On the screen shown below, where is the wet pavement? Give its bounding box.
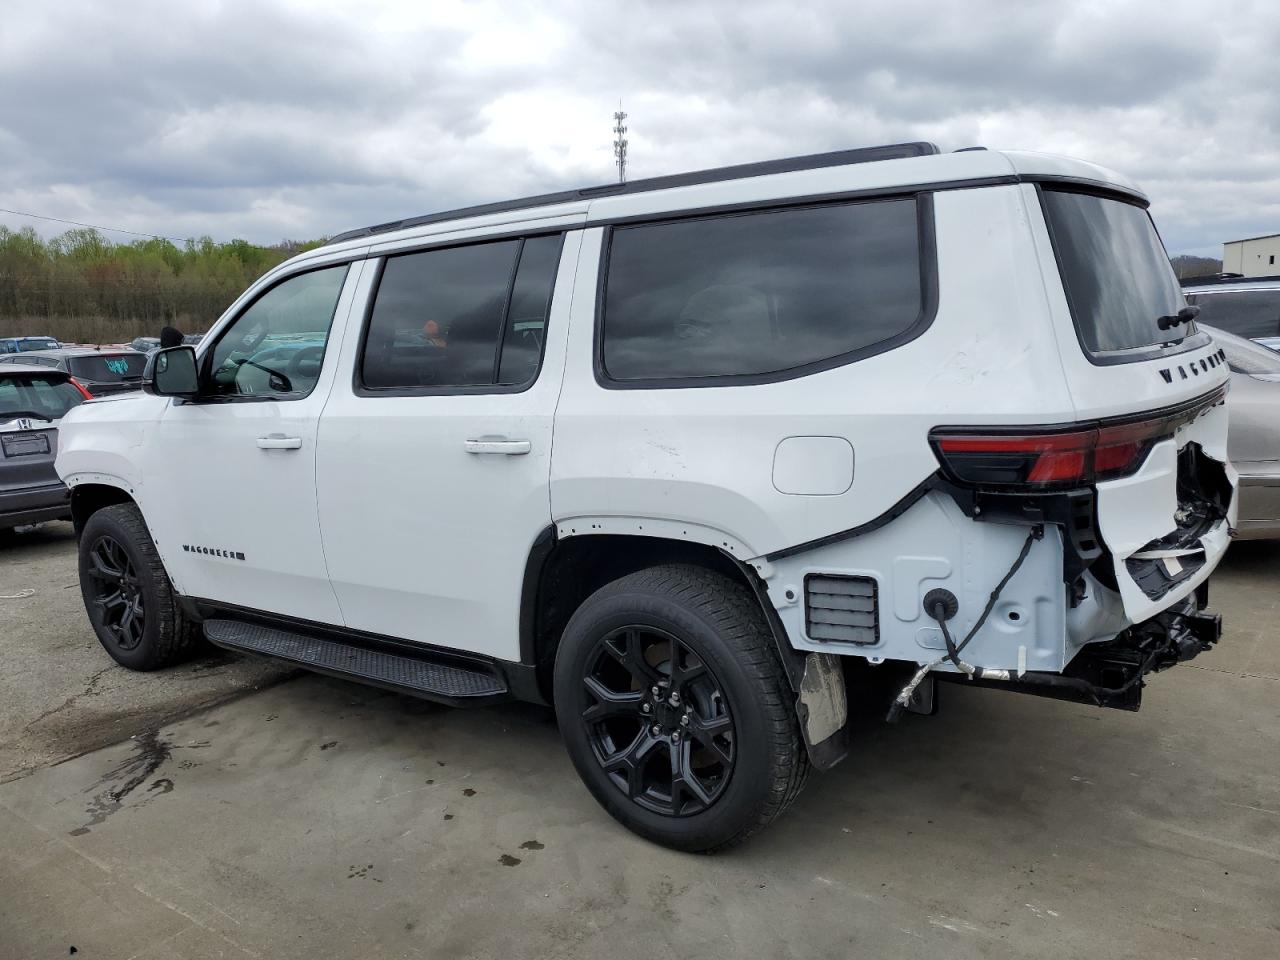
[0,532,1276,959]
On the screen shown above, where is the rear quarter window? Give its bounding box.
[599,197,929,384]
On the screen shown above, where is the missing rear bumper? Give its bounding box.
[935,594,1220,712]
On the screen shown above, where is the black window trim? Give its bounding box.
[592,191,939,390]
[195,260,353,405]
[1035,183,1211,368]
[351,230,566,399]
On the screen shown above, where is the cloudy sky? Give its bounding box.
[2,0,1277,256]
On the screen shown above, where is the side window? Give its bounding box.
[600,198,925,382]
[206,265,348,399]
[498,235,562,385]
[360,234,561,391]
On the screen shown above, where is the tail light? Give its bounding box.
[70,377,93,399]
[930,387,1227,490]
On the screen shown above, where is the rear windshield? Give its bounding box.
[68,353,147,382]
[1041,189,1189,359]
[0,374,84,421]
[15,339,59,352]
[1183,289,1280,341]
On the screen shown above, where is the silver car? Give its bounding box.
[0,363,91,532]
[1183,276,1280,349]
[1205,325,1280,539]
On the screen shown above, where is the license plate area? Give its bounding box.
[1,432,51,458]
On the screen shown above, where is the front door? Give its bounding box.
[316,231,579,661]
[143,259,365,623]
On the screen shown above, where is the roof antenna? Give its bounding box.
[612,103,628,184]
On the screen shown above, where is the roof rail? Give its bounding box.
[1182,273,1280,286]
[325,141,941,246]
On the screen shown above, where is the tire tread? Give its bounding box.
[569,563,810,852]
[83,503,200,669]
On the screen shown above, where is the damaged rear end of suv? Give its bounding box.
[759,166,1234,740]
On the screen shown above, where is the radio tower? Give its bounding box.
[612,106,628,184]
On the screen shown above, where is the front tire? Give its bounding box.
[79,503,199,670]
[553,564,809,852]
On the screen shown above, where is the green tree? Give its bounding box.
[0,228,324,343]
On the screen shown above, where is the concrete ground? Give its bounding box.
[0,530,1276,959]
[0,523,293,782]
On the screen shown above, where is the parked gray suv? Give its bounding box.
[0,364,90,531]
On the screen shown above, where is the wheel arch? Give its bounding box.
[70,481,138,536]
[521,526,805,705]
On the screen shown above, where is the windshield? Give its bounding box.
[68,353,147,382]
[1041,189,1189,359]
[1183,289,1280,340]
[0,373,85,421]
[16,338,59,352]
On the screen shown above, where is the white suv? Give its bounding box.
[57,143,1234,851]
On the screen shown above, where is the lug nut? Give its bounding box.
[651,686,660,697]
[641,702,651,713]
[680,714,690,726]
[672,732,681,743]
[650,725,660,736]
[669,692,681,706]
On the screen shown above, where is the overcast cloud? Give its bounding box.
[2,0,1277,255]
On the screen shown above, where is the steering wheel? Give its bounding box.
[285,345,325,382]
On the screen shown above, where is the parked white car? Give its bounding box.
[56,143,1234,850]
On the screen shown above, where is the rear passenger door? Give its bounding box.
[316,230,581,661]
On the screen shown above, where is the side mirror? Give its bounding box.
[147,346,200,398]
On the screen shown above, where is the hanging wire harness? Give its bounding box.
[886,520,1222,721]
[887,524,1043,721]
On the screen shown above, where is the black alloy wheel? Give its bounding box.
[582,624,736,817]
[85,534,146,651]
[78,502,200,670]
[554,565,809,852]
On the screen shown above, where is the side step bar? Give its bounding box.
[203,619,509,703]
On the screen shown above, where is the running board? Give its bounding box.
[203,619,508,703]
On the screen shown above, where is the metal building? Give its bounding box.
[1223,232,1280,277]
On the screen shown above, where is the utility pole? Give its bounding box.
[612,106,628,184]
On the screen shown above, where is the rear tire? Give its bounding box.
[79,503,200,670]
[553,564,809,852]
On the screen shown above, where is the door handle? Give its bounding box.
[464,438,531,456]
[257,435,302,450]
